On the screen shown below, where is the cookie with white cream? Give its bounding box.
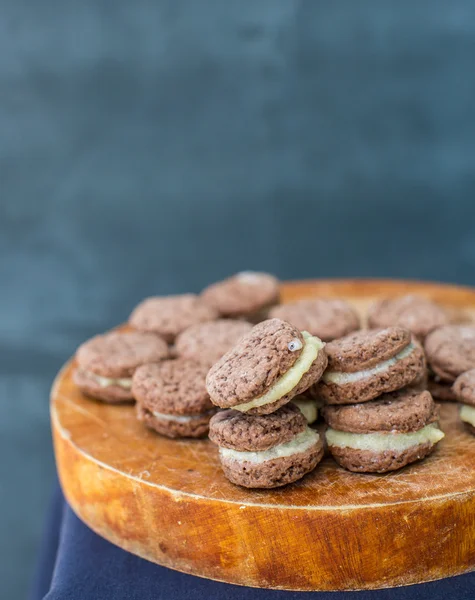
[209,404,323,488]
[74,331,169,403]
[367,295,449,341]
[132,359,215,438]
[175,319,253,367]
[314,327,426,405]
[270,297,360,341]
[129,294,218,343]
[206,319,327,415]
[201,271,280,321]
[323,388,444,473]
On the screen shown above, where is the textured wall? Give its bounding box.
[2,1,475,598]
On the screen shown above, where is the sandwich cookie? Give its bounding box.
[368,295,449,340]
[74,331,169,403]
[425,325,475,384]
[453,369,475,435]
[206,319,327,415]
[133,359,215,438]
[175,319,253,367]
[209,404,323,488]
[129,294,218,343]
[270,298,360,342]
[201,271,280,322]
[323,389,444,473]
[314,327,425,405]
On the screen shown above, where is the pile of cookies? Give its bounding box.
[206,318,328,488]
[73,273,474,490]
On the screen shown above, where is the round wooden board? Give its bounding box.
[51,279,475,591]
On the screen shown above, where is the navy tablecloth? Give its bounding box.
[29,483,474,600]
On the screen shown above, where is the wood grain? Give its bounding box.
[51,279,475,591]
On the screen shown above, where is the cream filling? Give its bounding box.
[292,396,318,424]
[326,423,444,452]
[233,332,325,413]
[152,410,213,423]
[83,370,132,389]
[460,404,475,427]
[220,427,319,464]
[322,342,415,385]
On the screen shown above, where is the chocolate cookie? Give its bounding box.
[425,325,475,381]
[328,443,438,474]
[209,406,323,488]
[175,319,253,367]
[324,388,444,473]
[209,404,306,451]
[453,369,475,435]
[323,389,439,434]
[129,294,218,343]
[132,359,215,438]
[314,327,425,405]
[206,319,327,415]
[73,331,169,403]
[367,295,449,340]
[201,272,280,321]
[269,298,360,342]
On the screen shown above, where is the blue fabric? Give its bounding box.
[30,484,474,600]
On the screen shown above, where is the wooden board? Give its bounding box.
[51,279,475,591]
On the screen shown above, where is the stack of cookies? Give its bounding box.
[206,319,328,488]
[367,294,450,342]
[315,327,445,473]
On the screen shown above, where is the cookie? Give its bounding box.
[291,395,320,424]
[175,319,253,367]
[425,325,475,382]
[270,298,360,342]
[209,406,323,488]
[367,295,449,340]
[206,318,327,415]
[453,369,475,435]
[327,442,439,474]
[314,327,425,405]
[209,403,306,451]
[323,389,439,434]
[453,369,475,406]
[129,294,218,343]
[201,272,280,321]
[132,359,215,438]
[324,389,444,473]
[73,331,169,403]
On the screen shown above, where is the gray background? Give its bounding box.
[2,1,475,598]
